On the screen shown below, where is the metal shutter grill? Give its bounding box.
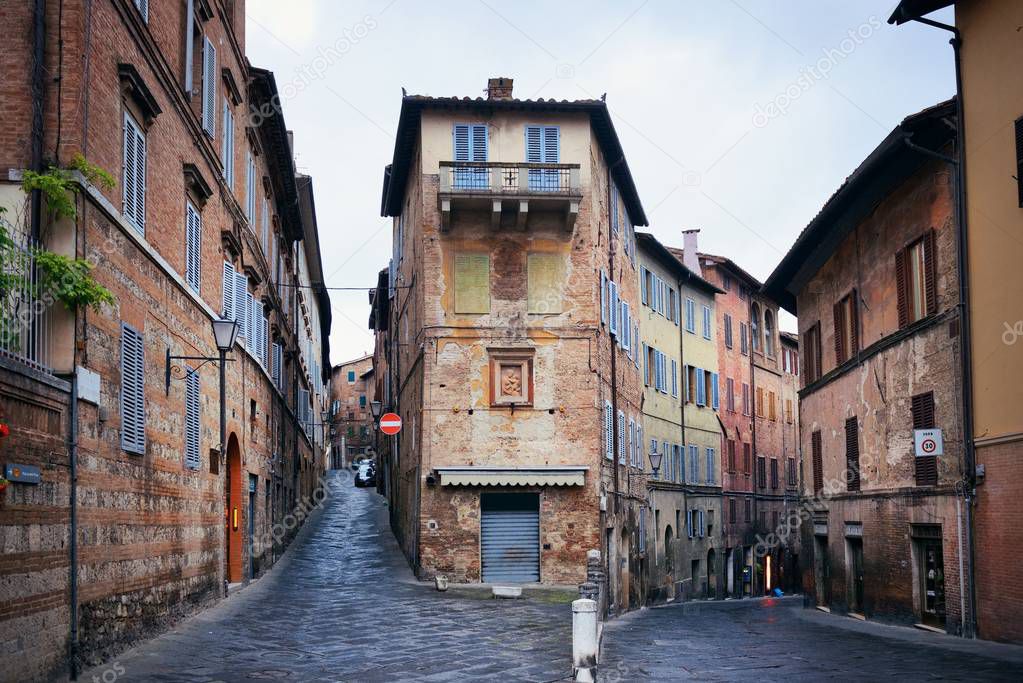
[481,494,540,583]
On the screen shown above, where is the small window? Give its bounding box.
[896,233,937,326]
[764,309,775,357]
[702,305,712,339]
[833,291,858,365]
[347,370,355,383]
[685,298,696,333]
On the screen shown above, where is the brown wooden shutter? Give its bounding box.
[895,248,909,328]
[1015,115,1023,207]
[812,430,823,495]
[912,392,938,486]
[849,288,859,354]
[845,416,860,491]
[924,230,938,316]
[833,299,846,365]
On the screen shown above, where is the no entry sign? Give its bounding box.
[380,413,402,435]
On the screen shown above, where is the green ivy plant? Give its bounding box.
[1,156,116,312]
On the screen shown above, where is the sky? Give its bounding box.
[244,0,956,366]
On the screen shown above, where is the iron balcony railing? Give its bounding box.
[0,223,51,373]
[439,161,581,195]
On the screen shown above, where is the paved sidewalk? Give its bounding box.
[80,472,574,682]
[598,595,1023,681]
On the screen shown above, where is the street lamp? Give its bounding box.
[370,400,382,418]
[648,448,663,479]
[166,317,238,462]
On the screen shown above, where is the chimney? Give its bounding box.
[486,77,514,101]
[682,229,702,276]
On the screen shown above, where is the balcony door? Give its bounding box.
[526,125,560,191]
[453,123,488,189]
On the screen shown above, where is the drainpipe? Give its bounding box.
[29,0,45,240]
[903,16,976,639]
[747,292,757,596]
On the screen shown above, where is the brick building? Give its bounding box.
[765,100,968,633]
[329,354,375,468]
[374,78,647,612]
[0,1,329,680]
[889,0,1023,644]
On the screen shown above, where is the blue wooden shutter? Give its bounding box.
[640,268,648,305]
[683,365,689,402]
[120,323,146,454]
[711,373,720,410]
[608,281,619,336]
[471,124,488,162]
[453,124,470,161]
[696,368,706,406]
[706,448,714,484]
[542,126,560,162]
[671,359,678,397]
[202,36,216,136]
[618,411,625,464]
[222,261,235,319]
[525,126,542,163]
[185,367,200,469]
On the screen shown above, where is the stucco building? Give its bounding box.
[375,78,648,612]
[636,232,724,603]
[0,2,330,680]
[889,0,1023,644]
[765,99,968,633]
[329,354,375,467]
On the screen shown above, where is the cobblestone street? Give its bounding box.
[600,595,1023,681]
[82,472,573,682]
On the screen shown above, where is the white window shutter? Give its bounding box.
[234,272,248,341]
[122,113,146,234]
[202,36,217,136]
[186,202,201,293]
[222,261,235,319]
[185,367,200,469]
[120,323,146,454]
[600,270,608,325]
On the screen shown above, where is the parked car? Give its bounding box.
[354,463,376,488]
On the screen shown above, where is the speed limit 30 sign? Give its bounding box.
[914,429,943,457]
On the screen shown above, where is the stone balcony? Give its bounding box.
[438,161,582,231]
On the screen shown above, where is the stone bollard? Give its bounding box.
[572,598,598,682]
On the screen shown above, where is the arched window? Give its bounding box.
[764,309,775,357]
[751,303,761,352]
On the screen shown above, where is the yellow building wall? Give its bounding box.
[681,284,721,485]
[958,0,1023,443]
[637,251,684,476]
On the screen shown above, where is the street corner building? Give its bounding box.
[0,1,331,680]
[329,354,375,469]
[765,99,968,633]
[371,77,649,608]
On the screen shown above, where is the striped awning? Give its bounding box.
[435,467,588,487]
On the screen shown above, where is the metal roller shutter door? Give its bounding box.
[481,493,540,583]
